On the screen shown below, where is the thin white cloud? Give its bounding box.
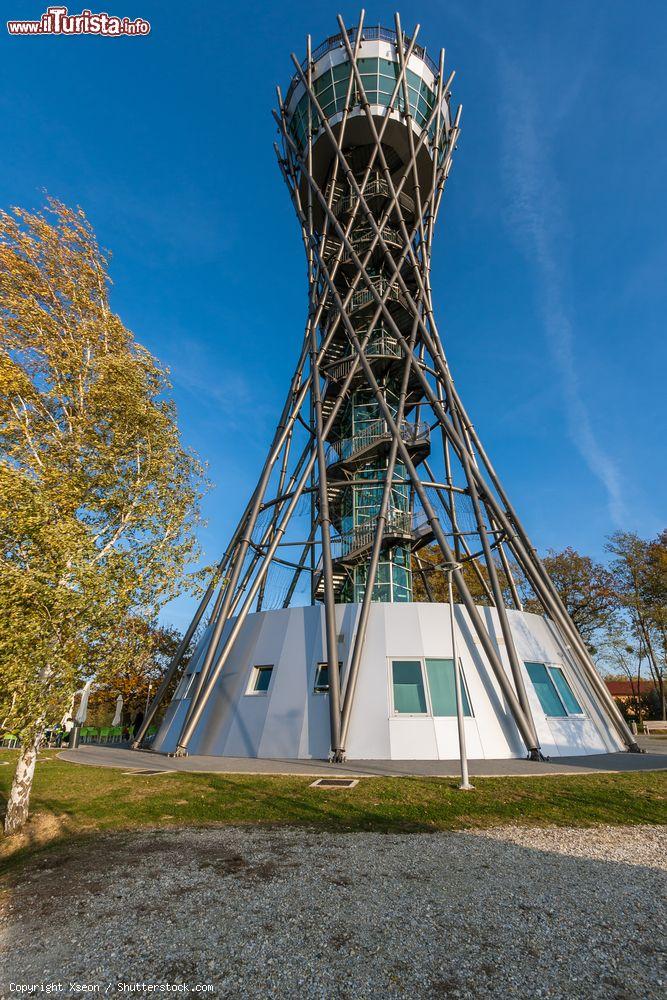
[442,1,625,523]
[497,54,626,525]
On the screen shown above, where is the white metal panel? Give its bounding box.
[344,604,392,759]
[433,718,485,760]
[548,718,608,756]
[389,717,438,759]
[153,602,623,761]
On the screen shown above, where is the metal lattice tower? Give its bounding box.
[136,13,640,762]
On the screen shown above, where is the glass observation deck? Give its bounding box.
[289,58,438,149]
[304,24,439,77]
[284,24,447,154]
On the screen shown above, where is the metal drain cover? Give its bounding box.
[122,768,172,776]
[310,777,358,789]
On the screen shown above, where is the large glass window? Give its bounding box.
[526,662,564,716]
[526,662,583,717]
[549,666,583,715]
[392,660,427,714]
[425,658,472,717]
[391,658,473,716]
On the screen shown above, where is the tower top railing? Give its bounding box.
[285,24,439,109]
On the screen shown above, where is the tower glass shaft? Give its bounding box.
[287,30,439,605]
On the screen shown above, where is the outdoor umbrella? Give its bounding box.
[75,679,93,724]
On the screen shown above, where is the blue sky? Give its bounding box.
[2,1,665,628]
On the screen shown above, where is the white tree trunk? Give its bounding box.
[4,737,40,836]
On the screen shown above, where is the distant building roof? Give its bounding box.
[605,679,654,697]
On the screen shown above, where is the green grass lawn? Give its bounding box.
[1,750,665,873]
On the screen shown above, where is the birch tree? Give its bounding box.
[0,199,208,834]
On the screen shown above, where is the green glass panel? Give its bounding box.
[393,547,410,567]
[526,662,566,716]
[549,667,583,715]
[392,660,427,713]
[333,80,349,104]
[332,62,350,81]
[318,85,335,109]
[314,70,333,94]
[426,659,472,717]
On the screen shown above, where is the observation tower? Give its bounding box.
[138,13,640,763]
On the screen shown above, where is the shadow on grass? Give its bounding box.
[1,754,666,875]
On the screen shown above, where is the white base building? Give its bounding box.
[153,603,623,760]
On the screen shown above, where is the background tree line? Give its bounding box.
[415,531,666,722]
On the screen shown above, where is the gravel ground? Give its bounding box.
[1,824,665,999]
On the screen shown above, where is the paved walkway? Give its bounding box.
[59,737,667,777]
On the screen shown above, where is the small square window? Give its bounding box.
[314,662,329,693]
[175,671,196,700]
[247,665,273,695]
[314,661,342,693]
